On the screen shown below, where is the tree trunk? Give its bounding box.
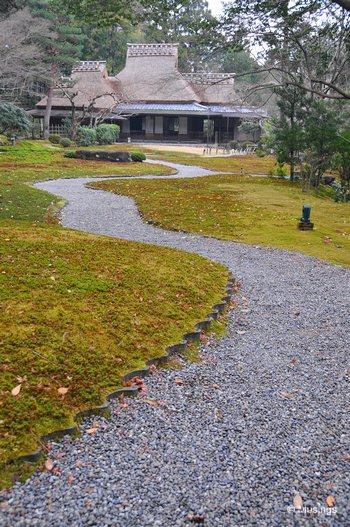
[43,84,53,140]
[71,104,77,141]
[43,60,58,140]
[290,154,295,182]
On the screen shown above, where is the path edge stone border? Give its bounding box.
[6,273,236,474]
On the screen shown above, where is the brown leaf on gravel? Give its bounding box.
[86,427,98,435]
[293,310,301,316]
[149,364,157,374]
[144,398,159,406]
[216,409,223,419]
[290,357,298,366]
[326,495,336,507]
[280,391,294,398]
[67,474,75,485]
[44,458,54,471]
[187,514,205,523]
[118,394,129,409]
[11,384,21,396]
[341,453,350,461]
[75,459,83,468]
[293,493,303,510]
[52,466,62,477]
[0,502,9,509]
[174,377,184,385]
[212,384,219,389]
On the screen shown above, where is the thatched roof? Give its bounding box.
[36,44,264,116]
[36,61,121,110]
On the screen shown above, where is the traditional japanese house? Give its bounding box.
[32,43,266,143]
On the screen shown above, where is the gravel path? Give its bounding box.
[1,161,349,526]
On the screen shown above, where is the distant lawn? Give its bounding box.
[0,140,228,487]
[93,173,350,267]
[98,143,278,174]
[0,140,174,221]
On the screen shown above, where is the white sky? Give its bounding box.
[207,0,224,17]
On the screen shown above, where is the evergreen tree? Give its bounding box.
[29,0,84,138]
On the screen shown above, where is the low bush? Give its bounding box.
[63,150,76,158]
[76,126,97,146]
[229,140,239,150]
[59,137,73,148]
[130,151,146,162]
[255,149,266,157]
[48,134,61,144]
[269,162,288,178]
[96,124,120,145]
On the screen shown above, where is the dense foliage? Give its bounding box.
[0,102,31,136]
[96,124,120,144]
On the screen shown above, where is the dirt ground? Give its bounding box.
[143,143,232,157]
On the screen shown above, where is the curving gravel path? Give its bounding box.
[1,161,349,526]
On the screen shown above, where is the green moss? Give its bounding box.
[0,140,174,222]
[94,174,350,268]
[0,222,227,487]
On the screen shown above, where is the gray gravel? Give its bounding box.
[1,161,349,526]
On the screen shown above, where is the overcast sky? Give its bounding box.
[207,0,224,17]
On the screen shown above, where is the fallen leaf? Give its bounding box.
[16,375,27,383]
[216,409,223,419]
[149,364,157,374]
[144,398,159,406]
[341,453,350,461]
[187,514,205,524]
[236,330,246,335]
[293,493,303,510]
[0,502,9,509]
[212,384,219,389]
[293,310,301,316]
[44,458,54,471]
[11,384,21,396]
[86,427,98,435]
[57,387,69,395]
[118,394,129,409]
[52,466,62,477]
[290,357,298,366]
[326,495,335,507]
[280,391,294,398]
[174,377,184,385]
[67,474,75,485]
[75,459,83,468]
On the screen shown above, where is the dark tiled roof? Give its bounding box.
[114,102,208,113]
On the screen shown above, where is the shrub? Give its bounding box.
[255,149,266,157]
[96,124,120,145]
[60,137,73,148]
[0,102,31,137]
[0,134,9,145]
[48,134,61,144]
[229,140,239,150]
[269,162,288,178]
[63,151,76,158]
[130,151,146,162]
[77,126,96,146]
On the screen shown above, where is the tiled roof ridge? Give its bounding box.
[182,72,235,85]
[127,43,179,57]
[72,61,107,73]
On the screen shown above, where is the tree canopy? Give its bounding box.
[223,0,350,100]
